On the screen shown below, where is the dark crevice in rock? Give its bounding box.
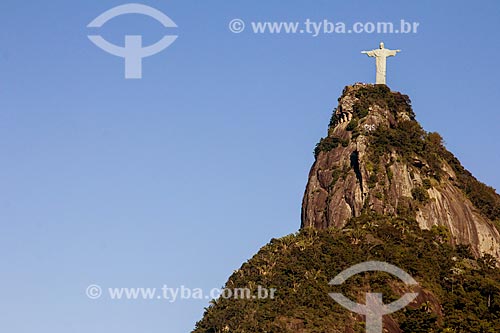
[350,150,363,193]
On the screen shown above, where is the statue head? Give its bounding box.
[379,42,385,49]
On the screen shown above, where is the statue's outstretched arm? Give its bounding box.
[386,49,401,57]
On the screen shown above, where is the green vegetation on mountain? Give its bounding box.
[193,215,500,332]
[194,84,500,332]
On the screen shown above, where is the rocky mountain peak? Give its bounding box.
[194,84,500,333]
[301,84,500,258]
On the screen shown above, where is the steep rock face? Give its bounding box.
[301,84,500,258]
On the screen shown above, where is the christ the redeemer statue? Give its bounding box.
[361,42,401,84]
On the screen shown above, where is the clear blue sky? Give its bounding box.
[1,1,499,332]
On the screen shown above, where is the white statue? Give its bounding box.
[361,42,401,84]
